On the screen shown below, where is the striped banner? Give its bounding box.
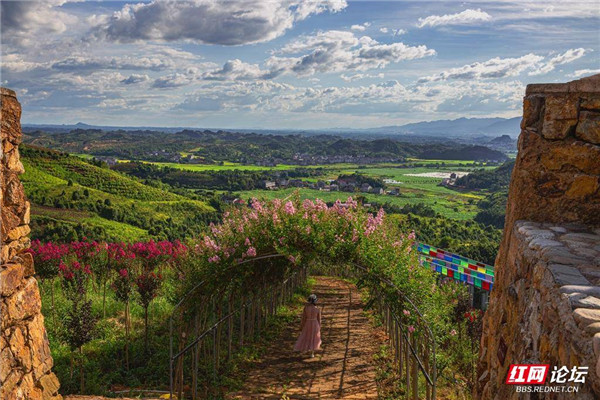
[416,243,494,291]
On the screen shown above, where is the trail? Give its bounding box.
[229,276,385,399]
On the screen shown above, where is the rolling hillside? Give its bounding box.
[20,145,216,242]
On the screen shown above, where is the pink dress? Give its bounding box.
[294,304,322,352]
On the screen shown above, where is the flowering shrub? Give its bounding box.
[29,239,69,281]
[135,271,164,351]
[135,271,163,308]
[177,195,440,325]
[59,260,92,300]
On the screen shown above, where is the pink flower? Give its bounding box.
[119,268,128,278]
[284,201,296,215]
[288,255,296,264]
[245,238,251,246]
[208,255,221,263]
[403,309,410,316]
[246,247,257,257]
[408,325,415,333]
[450,329,457,336]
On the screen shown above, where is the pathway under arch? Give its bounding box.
[228,276,386,399]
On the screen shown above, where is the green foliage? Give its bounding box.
[20,145,218,243]
[113,161,325,190]
[21,145,182,201]
[474,191,508,229]
[455,160,514,190]
[402,213,502,265]
[25,128,506,164]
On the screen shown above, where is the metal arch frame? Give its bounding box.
[168,256,438,399]
[168,253,287,399]
[350,262,437,399]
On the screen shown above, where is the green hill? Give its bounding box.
[20,145,216,242]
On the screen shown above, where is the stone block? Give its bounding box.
[561,285,600,297]
[594,333,600,356]
[541,95,579,139]
[548,264,590,286]
[4,277,41,324]
[5,148,24,174]
[28,314,54,380]
[567,293,600,310]
[528,238,563,250]
[0,369,23,398]
[574,308,600,326]
[19,252,35,277]
[1,207,21,237]
[23,201,31,224]
[38,373,60,397]
[581,96,600,111]
[541,248,588,266]
[521,95,544,130]
[3,174,25,207]
[565,175,599,199]
[0,345,14,382]
[7,225,30,241]
[0,263,24,296]
[576,110,600,144]
[9,326,32,371]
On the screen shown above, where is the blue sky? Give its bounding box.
[1,1,598,129]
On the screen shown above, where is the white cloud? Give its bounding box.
[1,54,45,72]
[568,68,600,78]
[340,73,384,82]
[351,22,371,31]
[267,30,435,76]
[152,73,191,89]
[121,74,150,85]
[202,59,274,81]
[1,1,79,47]
[529,48,587,75]
[379,27,406,36]
[417,8,492,28]
[51,56,175,72]
[419,53,545,82]
[92,0,347,45]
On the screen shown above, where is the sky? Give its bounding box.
[1,1,599,129]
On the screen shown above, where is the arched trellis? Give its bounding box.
[168,257,437,400]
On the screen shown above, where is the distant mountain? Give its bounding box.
[23,116,522,138]
[351,117,521,138]
[489,134,515,145]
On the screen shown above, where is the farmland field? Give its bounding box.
[229,187,480,220]
[110,159,493,220]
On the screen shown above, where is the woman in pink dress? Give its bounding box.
[294,294,321,357]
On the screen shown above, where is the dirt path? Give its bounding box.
[229,276,385,399]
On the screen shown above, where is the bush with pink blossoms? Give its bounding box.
[177,195,441,327]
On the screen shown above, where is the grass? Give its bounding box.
[40,272,315,398]
[33,205,150,241]
[21,150,215,242]
[230,187,479,220]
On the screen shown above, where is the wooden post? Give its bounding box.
[216,299,222,371]
[227,294,233,362]
[405,333,410,400]
[239,296,245,346]
[425,339,431,400]
[411,334,418,400]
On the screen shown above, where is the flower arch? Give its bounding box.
[176,194,441,319]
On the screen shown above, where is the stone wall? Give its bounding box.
[1,88,62,399]
[476,75,600,399]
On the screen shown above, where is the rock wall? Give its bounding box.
[1,88,62,399]
[477,75,600,399]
